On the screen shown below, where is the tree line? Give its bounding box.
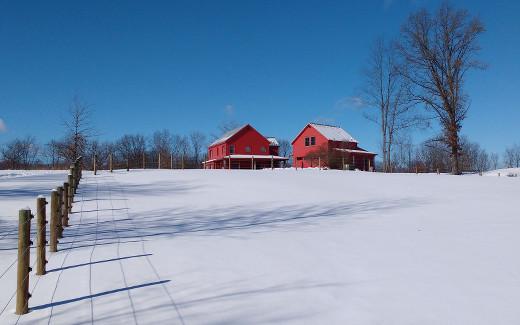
[0,98,212,170]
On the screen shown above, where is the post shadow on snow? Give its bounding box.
[61,198,425,246]
[30,280,170,311]
[46,253,152,273]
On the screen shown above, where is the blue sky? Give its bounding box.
[0,0,519,156]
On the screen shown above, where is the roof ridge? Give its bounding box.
[310,122,340,128]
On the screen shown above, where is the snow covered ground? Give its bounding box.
[0,169,519,324]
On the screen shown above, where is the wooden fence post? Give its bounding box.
[36,196,47,275]
[170,154,173,169]
[127,158,130,172]
[49,190,59,253]
[109,153,113,173]
[71,165,76,195]
[158,153,161,169]
[271,155,274,170]
[57,186,64,239]
[93,154,97,175]
[63,182,69,227]
[67,173,73,213]
[16,208,32,315]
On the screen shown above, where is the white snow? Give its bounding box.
[0,169,519,324]
[209,125,247,146]
[483,167,520,177]
[266,137,279,146]
[310,123,357,142]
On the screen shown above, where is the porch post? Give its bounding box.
[251,156,254,170]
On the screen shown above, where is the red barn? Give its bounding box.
[203,124,288,169]
[292,123,376,170]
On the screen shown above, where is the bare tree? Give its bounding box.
[116,134,146,167]
[362,38,423,172]
[277,139,292,167]
[397,3,485,174]
[1,136,40,169]
[62,96,94,162]
[490,152,499,170]
[44,140,62,169]
[172,135,191,168]
[151,130,174,167]
[504,144,520,168]
[278,139,291,157]
[190,131,207,167]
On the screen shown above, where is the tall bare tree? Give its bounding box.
[63,96,94,162]
[362,38,422,172]
[398,3,485,174]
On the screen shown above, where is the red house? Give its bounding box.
[292,123,376,170]
[203,124,288,169]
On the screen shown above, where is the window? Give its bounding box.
[230,145,235,154]
[260,146,266,153]
[310,137,316,145]
[245,146,251,153]
[305,137,310,146]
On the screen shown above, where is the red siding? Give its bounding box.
[292,125,329,168]
[292,124,376,170]
[206,125,272,168]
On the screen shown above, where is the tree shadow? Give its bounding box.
[63,198,425,246]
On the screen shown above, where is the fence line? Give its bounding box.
[2,157,84,316]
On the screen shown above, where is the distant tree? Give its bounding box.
[504,144,520,168]
[62,96,94,162]
[362,38,422,173]
[278,139,292,157]
[151,130,174,167]
[1,136,40,169]
[489,152,499,170]
[116,134,146,168]
[44,140,62,169]
[391,134,414,172]
[86,140,112,170]
[398,3,485,174]
[476,149,490,173]
[172,135,191,168]
[190,131,207,167]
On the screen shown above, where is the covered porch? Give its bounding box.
[203,155,289,169]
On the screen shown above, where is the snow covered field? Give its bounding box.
[0,169,519,324]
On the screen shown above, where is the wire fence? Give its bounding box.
[0,157,83,316]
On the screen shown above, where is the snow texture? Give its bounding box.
[0,169,519,324]
[310,123,357,143]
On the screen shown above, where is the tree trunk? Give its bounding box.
[450,131,461,175]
